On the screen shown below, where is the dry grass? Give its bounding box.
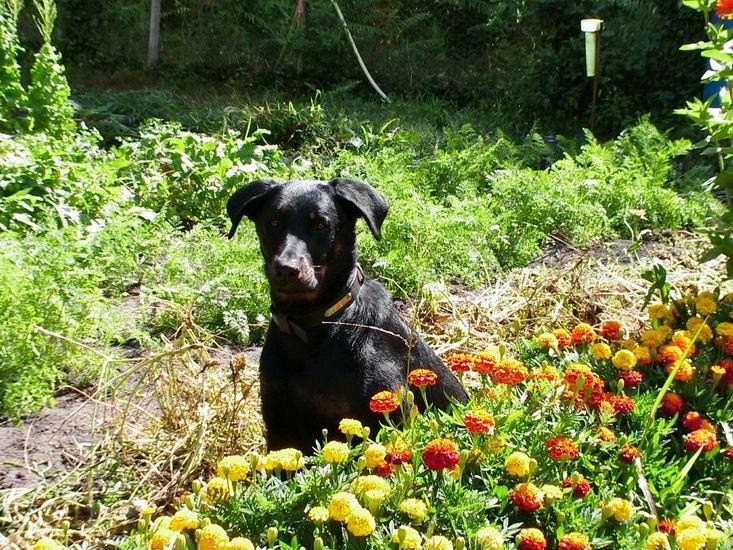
[1,306,263,549]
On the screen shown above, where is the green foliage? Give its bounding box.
[0,2,27,133]
[0,129,115,230]
[114,121,286,226]
[0,230,108,418]
[27,42,75,135]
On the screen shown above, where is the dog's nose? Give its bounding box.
[272,257,300,280]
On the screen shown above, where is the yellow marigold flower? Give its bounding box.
[339,418,365,438]
[364,443,387,469]
[677,515,705,532]
[716,321,733,337]
[486,436,507,454]
[475,525,504,549]
[153,516,172,530]
[675,528,708,550]
[622,338,639,350]
[605,497,634,522]
[612,349,637,371]
[537,332,559,349]
[170,508,199,531]
[399,498,429,522]
[346,506,376,536]
[634,345,652,366]
[658,325,673,339]
[392,525,423,549]
[646,532,670,550]
[686,318,713,343]
[226,538,255,550]
[31,538,63,550]
[590,342,612,360]
[695,295,717,316]
[505,451,531,477]
[308,506,330,524]
[269,448,305,472]
[641,329,665,349]
[541,484,564,503]
[352,475,390,496]
[424,535,453,550]
[149,528,177,550]
[198,524,230,550]
[329,492,360,522]
[217,455,248,482]
[207,477,231,502]
[322,441,350,464]
[649,303,669,321]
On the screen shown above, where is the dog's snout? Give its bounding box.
[273,257,302,280]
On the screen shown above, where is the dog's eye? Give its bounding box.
[269,219,280,228]
[313,221,328,231]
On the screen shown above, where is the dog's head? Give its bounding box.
[227,179,388,305]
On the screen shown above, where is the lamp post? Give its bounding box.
[581,18,604,133]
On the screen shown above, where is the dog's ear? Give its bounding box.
[330,178,389,241]
[227,179,282,239]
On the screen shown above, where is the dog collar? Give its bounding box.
[270,264,365,343]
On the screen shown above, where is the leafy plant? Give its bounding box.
[0,0,27,133]
[26,0,75,136]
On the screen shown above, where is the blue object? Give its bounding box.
[703,13,733,107]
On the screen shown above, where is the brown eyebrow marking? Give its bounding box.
[308,211,318,221]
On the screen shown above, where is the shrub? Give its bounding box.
[0,1,27,133]
[114,120,287,227]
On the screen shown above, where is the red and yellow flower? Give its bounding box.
[546,436,579,461]
[422,438,460,470]
[683,429,718,454]
[558,532,591,550]
[619,444,641,464]
[463,409,495,434]
[517,528,547,550]
[490,359,528,385]
[571,322,597,345]
[661,392,684,416]
[511,482,544,513]
[563,475,591,498]
[370,390,400,414]
[600,320,622,341]
[407,369,438,388]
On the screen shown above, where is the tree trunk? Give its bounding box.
[295,0,306,73]
[147,0,161,66]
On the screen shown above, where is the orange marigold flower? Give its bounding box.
[597,426,617,442]
[537,332,559,350]
[666,360,695,382]
[571,322,597,345]
[723,447,733,461]
[422,438,460,470]
[684,429,718,454]
[657,344,684,365]
[617,370,643,389]
[473,351,499,375]
[660,392,684,416]
[669,334,696,356]
[558,532,591,550]
[511,482,544,513]
[553,328,572,348]
[682,411,704,432]
[619,444,641,464]
[546,436,579,461]
[658,519,677,534]
[606,394,635,415]
[490,359,528,385]
[407,369,438,388]
[633,345,652,366]
[463,409,495,434]
[445,352,476,373]
[600,320,622,341]
[370,390,400,414]
[517,528,547,550]
[562,364,605,408]
[531,365,560,382]
[563,475,591,498]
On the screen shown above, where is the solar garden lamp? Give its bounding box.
[581,18,604,132]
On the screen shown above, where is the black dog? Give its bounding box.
[227,178,468,452]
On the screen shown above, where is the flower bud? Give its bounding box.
[407,390,415,405]
[647,516,658,530]
[637,522,649,538]
[357,456,367,472]
[455,537,465,550]
[137,518,146,531]
[431,419,440,435]
[410,404,419,422]
[617,378,625,392]
[362,427,371,439]
[175,534,187,550]
[557,511,566,524]
[321,428,328,441]
[185,494,196,510]
[61,519,70,531]
[314,536,325,550]
[192,479,203,495]
[704,500,714,520]
[396,386,405,402]
[529,459,538,474]
[267,526,279,545]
